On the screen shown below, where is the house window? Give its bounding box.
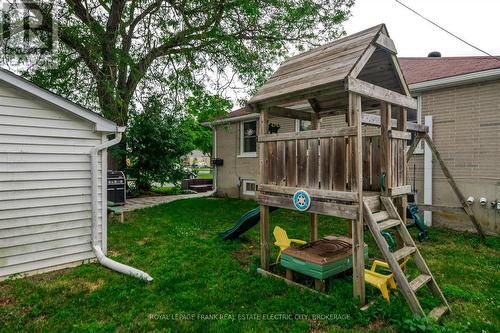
[242,180,256,196]
[240,120,257,157]
[295,119,312,132]
[407,95,424,154]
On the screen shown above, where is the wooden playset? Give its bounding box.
[245,24,457,318]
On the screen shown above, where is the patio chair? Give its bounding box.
[273,226,307,264]
[364,256,410,302]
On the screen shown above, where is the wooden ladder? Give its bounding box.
[363,196,450,319]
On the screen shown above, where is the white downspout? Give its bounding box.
[90,130,153,282]
[213,126,217,192]
[423,116,433,226]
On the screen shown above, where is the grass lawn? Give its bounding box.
[194,167,213,179]
[0,198,498,332]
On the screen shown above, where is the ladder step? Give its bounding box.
[378,219,400,230]
[393,246,416,261]
[373,211,390,222]
[409,274,432,292]
[429,305,449,320]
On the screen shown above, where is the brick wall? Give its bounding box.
[410,79,500,234]
[214,116,294,199]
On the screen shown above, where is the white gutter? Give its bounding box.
[90,130,153,282]
[409,67,500,92]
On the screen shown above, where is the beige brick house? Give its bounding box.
[208,56,500,235]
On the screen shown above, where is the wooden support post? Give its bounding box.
[310,111,319,242]
[310,214,318,241]
[258,108,268,186]
[258,108,270,269]
[260,205,270,270]
[315,279,326,292]
[286,269,294,281]
[380,102,392,196]
[349,92,365,305]
[395,108,408,246]
[423,134,486,240]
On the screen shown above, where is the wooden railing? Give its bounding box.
[258,127,410,196]
[258,127,356,191]
[388,130,411,193]
[361,135,381,191]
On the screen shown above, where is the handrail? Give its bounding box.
[258,126,359,142]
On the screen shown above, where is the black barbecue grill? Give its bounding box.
[107,171,126,205]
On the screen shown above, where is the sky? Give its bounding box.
[344,0,500,57]
[228,0,500,108]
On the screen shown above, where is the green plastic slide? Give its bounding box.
[219,207,278,240]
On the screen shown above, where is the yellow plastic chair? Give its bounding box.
[273,226,307,264]
[364,257,410,302]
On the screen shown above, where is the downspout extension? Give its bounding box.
[90,130,153,282]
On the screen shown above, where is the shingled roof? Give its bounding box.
[399,57,500,84]
[248,24,409,109]
[217,55,500,123]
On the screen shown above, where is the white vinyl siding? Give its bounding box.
[0,82,104,279]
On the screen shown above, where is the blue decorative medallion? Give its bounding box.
[293,190,311,211]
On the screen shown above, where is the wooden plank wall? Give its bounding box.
[263,135,388,192]
[361,136,381,191]
[265,137,347,191]
[391,138,406,187]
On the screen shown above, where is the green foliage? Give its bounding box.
[126,97,194,191]
[183,90,232,155]
[393,315,437,332]
[2,0,354,128]
[150,186,192,196]
[2,0,354,170]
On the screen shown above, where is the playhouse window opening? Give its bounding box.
[296,119,312,132]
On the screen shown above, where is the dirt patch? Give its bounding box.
[354,319,392,332]
[107,249,122,257]
[234,247,258,265]
[198,232,210,240]
[0,294,15,306]
[83,278,105,292]
[47,277,105,293]
[136,237,152,246]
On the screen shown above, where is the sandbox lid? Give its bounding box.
[282,236,368,265]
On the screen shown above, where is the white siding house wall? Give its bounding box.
[0,82,104,279]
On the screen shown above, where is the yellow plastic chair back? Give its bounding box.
[273,226,307,264]
[365,256,411,302]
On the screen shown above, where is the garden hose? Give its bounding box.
[380,172,386,191]
[381,231,396,252]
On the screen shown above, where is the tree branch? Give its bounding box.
[19,0,98,74]
[64,0,104,35]
[123,0,226,103]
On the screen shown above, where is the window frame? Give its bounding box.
[239,120,257,157]
[242,180,256,196]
